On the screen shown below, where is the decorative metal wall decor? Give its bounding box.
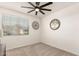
[50,19,60,30]
[32,21,39,30]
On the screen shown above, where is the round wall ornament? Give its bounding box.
[32,21,39,30]
[50,19,60,30]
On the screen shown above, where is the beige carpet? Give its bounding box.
[6,43,76,56]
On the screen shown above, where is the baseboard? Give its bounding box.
[41,42,78,56]
[6,41,78,56]
[6,41,40,51]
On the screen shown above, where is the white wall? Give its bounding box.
[0,14,2,44]
[0,7,40,50]
[41,3,79,55]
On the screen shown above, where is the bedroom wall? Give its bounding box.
[0,7,40,50]
[0,14,2,44]
[41,3,79,55]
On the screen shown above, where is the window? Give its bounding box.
[2,15,29,36]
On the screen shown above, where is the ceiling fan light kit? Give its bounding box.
[35,8,39,12]
[21,2,53,15]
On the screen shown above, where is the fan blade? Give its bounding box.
[27,10,34,13]
[35,11,38,15]
[41,8,51,11]
[39,10,45,14]
[36,2,40,6]
[21,6,34,9]
[40,2,53,8]
[28,2,35,7]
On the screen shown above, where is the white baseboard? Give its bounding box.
[41,41,78,56]
[6,41,40,51]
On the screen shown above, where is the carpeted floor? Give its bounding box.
[6,43,76,56]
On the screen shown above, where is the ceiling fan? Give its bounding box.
[21,2,53,15]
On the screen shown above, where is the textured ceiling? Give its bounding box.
[0,2,77,19]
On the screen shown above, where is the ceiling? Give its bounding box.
[0,2,77,19]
